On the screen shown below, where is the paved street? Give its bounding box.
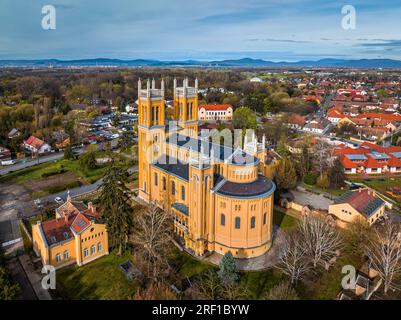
[0,148,84,176]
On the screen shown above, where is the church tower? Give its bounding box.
[137,78,166,202]
[173,78,199,137]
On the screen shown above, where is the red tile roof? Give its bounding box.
[25,135,45,150]
[199,104,233,111]
[357,113,401,122]
[335,142,401,170]
[335,189,384,217]
[39,201,98,246]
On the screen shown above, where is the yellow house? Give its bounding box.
[329,189,386,226]
[137,78,276,259]
[32,196,109,269]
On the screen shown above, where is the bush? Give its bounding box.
[303,173,317,185]
[41,169,67,178]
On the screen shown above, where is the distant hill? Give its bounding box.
[1,57,401,68]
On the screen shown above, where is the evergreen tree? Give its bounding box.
[79,149,97,170]
[118,131,134,151]
[0,248,20,300]
[275,157,298,190]
[217,252,239,286]
[64,144,73,160]
[97,159,132,255]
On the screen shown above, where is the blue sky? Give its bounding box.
[1,0,401,61]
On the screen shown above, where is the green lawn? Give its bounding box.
[273,210,298,230]
[55,252,137,300]
[0,158,106,185]
[170,249,216,278]
[240,269,285,299]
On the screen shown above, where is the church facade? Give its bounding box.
[137,78,276,258]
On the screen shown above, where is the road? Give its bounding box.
[0,148,84,176]
[37,165,137,205]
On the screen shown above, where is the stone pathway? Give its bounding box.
[18,255,52,300]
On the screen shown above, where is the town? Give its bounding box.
[1,65,401,302]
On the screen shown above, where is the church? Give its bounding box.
[137,78,276,258]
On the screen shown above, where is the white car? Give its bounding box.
[54,197,64,204]
[34,199,43,208]
[1,159,17,166]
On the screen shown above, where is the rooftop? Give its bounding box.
[334,189,385,218]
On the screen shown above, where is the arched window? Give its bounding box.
[63,250,69,260]
[235,217,241,229]
[221,214,226,226]
[56,253,61,263]
[91,245,96,255]
[263,213,267,225]
[162,177,166,190]
[171,181,176,195]
[83,248,89,257]
[154,173,158,186]
[251,217,256,229]
[97,242,102,252]
[181,186,185,201]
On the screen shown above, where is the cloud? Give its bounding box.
[247,38,312,43]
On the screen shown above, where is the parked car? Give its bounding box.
[54,197,64,204]
[1,159,17,166]
[34,199,43,208]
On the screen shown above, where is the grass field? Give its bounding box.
[55,252,137,300]
[273,210,298,230]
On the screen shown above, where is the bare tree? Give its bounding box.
[277,231,311,284]
[194,269,222,300]
[298,215,342,268]
[365,221,401,295]
[130,202,173,283]
[314,141,331,175]
[264,281,299,300]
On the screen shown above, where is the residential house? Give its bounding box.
[0,146,11,161]
[23,136,51,154]
[52,131,70,149]
[303,118,331,134]
[32,196,109,269]
[287,114,306,129]
[8,128,21,139]
[334,142,401,174]
[329,189,385,225]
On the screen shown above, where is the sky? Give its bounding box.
[1,0,401,61]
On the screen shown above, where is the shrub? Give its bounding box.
[303,173,317,185]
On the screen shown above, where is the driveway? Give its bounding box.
[0,182,38,250]
[291,187,333,211]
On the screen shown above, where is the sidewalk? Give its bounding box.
[18,254,52,300]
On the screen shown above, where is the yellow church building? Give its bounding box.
[32,196,109,269]
[137,78,276,259]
